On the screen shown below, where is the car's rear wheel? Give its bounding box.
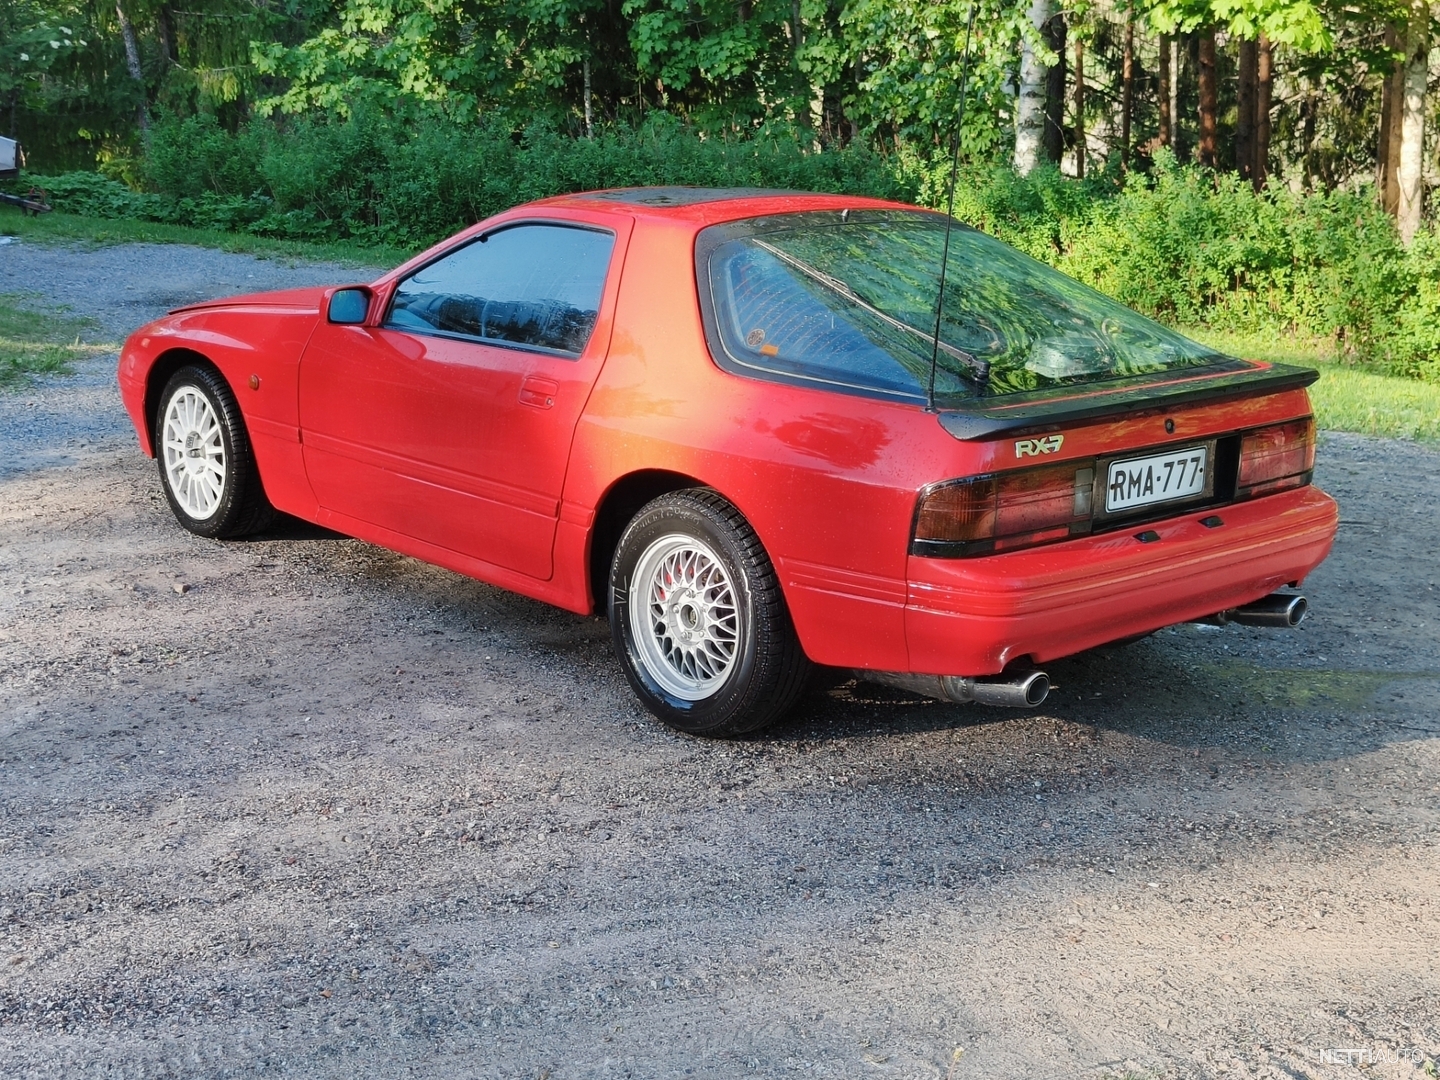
[609,489,810,737]
[155,365,274,539]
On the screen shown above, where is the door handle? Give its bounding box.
[519,375,558,409]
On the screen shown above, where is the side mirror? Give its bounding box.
[328,287,371,324]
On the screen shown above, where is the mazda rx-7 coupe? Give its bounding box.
[118,188,1338,736]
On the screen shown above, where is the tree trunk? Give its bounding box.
[1171,36,1182,156]
[1120,5,1134,169]
[1158,34,1171,148]
[1398,0,1429,244]
[1379,23,1405,215]
[1014,0,1054,174]
[1254,33,1272,190]
[1301,87,1318,190]
[583,56,593,138]
[1236,38,1257,182]
[791,0,809,130]
[115,3,148,137]
[848,60,860,145]
[1042,12,1067,164]
[1197,28,1217,168]
[158,4,178,66]
[1073,38,1085,178]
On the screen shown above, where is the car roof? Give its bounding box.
[529,187,924,227]
[378,187,935,286]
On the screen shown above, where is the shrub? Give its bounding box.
[18,170,270,231]
[10,116,1440,383]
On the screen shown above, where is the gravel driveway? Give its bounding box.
[1,239,1437,1080]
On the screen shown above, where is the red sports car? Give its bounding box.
[118,188,1338,736]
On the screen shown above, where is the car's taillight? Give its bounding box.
[914,415,1315,558]
[914,462,1095,556]
[1236,417,1315,499]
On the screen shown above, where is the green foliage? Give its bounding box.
[1147,0,1332,52]
[0,0,87,103]
[252,0,594,122]
[142,113,267,198]
[18,170,271,232]
[1371,229,1440,383]
[841,0,1028,153]
[16,115,1440,387]
[901,153,1436,380]
[0,206,409,267]
[13,112,911,247]
[1056,154,1405,341]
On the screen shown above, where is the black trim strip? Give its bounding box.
[936,363,1319,440]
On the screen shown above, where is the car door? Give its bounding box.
[297,217,628,580]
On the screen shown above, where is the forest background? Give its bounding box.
[6,0,1440,388]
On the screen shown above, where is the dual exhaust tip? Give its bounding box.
[856,591,1306,710]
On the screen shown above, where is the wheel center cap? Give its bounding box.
[669,590,705,642]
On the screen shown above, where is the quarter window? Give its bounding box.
[387,224,615,357]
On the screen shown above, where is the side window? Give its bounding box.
[387,224,615,356]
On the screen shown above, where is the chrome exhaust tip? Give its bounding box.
[960,670,1051,707]
[1231,592,1308,628]
[855,669,1051,708]
[1198,592,1308,629]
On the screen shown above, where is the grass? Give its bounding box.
[1187,328,1440,443]
[0,207,409,270]
[0,293,116,390]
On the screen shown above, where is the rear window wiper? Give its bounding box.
[752,239,991,385]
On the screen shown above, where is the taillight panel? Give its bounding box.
[1236,417,1315,499]
[914,462,1096,557]
[913,415,1314,558]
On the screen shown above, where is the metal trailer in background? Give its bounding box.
[0,137,51,214]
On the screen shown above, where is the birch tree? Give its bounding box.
[1397,0,1429,243]
[1014,0,1053,173]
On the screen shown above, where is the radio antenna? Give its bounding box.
[927,3,980,411]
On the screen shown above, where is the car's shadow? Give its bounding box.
[229,516,1437,770]
[762,635,1439,767]
[242,513,351,543]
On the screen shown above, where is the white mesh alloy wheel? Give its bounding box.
[628,533,740,700]
[161,385,227,521]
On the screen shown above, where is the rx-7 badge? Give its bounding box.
[1015,434,1064,458]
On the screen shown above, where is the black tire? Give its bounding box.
[609,489,810,737]
[154,364,275,539]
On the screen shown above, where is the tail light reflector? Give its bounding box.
[914,462,1094,556]
[1237,417,1315,499]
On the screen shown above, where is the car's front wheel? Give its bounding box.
[155,365,274,539]
[609,489,810,737]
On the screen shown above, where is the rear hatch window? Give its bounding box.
[696,209,1225,404]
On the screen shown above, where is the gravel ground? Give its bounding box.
[1,239,1438,1080]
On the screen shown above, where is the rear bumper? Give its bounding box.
[903,484,1338,675]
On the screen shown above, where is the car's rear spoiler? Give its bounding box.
[936,360,1319,441]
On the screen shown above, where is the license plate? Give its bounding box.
[1105,445,1208,512]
